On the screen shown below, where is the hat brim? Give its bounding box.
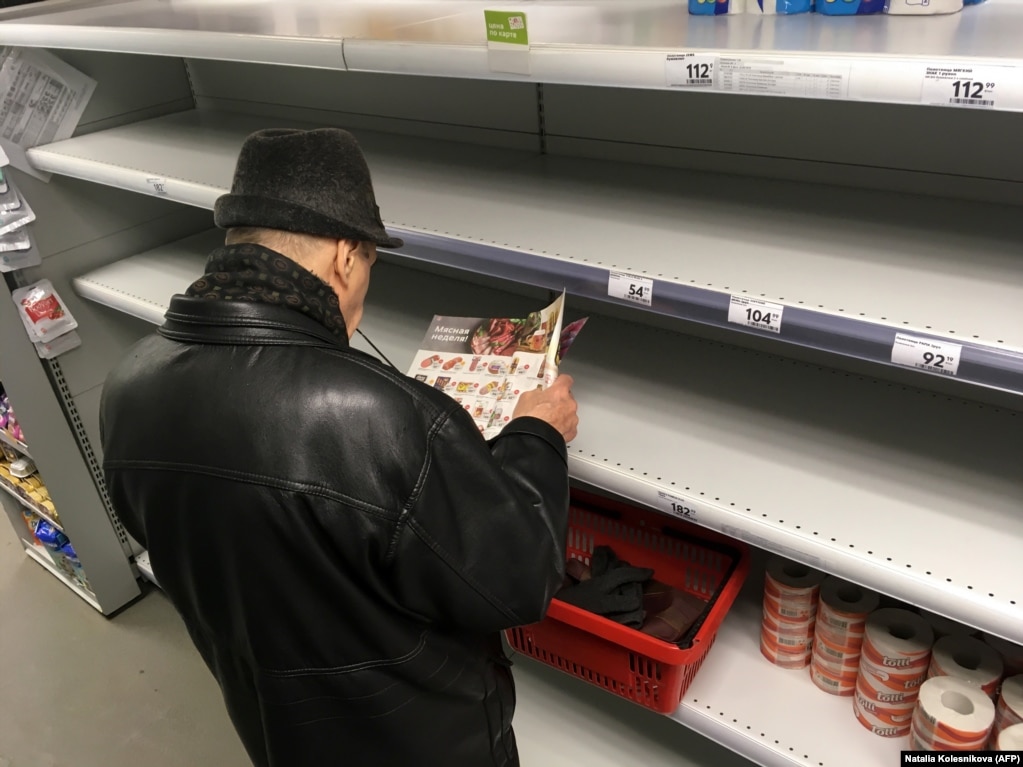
[214,194,404,250]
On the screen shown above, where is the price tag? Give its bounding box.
[657,491,697,523]
[665,53,716,88]
[608,270,653,307]
[146,177,168,196]
[919,65,1009,109]
[728,296,784,334]
[890,333,962,377]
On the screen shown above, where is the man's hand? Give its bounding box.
[512,374,578,443]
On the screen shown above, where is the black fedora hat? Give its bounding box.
[214,128,404,249]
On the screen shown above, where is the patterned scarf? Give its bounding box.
[185,243,348,340]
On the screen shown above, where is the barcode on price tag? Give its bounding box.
[608,271,653,307]
[890,333,962,377]
[146,177,168,195]
[919,64,1020,110]
[665,53,716,88]
[728,296,784,334]
[657,490,697,522]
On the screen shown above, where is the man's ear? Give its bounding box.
[334,239,359,287]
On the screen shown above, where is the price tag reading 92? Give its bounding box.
[728,295,784,334]
[890,333,962,377]
[607,270,653,307]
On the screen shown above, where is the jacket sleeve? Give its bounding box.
[386,409,570,633]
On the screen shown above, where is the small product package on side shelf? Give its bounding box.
[0,227,40,272]
[12,279,79,357]
[33,330,82,359]
[0,189,34,236]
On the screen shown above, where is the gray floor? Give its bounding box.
[0,531,755,767]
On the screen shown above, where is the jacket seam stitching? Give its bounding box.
[103,460,393,519]
[384,408,453,564]
[405,515,521,625]
[261,631,428,677]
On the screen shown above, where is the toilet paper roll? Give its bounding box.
[854,694,912,737]
[912,708,990,751]
[813,650,861,675]
[819,577,879,622]
[811,664,856,696]
[862,608,934,669]
[764,591,816,621]
[993,675,1023,735]
[985,635,1023,677]
[760,641,812,669]
[763,605,814,633]
[815,631,864,660]
[928,635,1004,698]
[762,625,813,652]
[998,723,1023,751]
[915,676,995,746]
[854,690,915,725]
[856,673,918,706]
[919,610,977,639]
[765,557,824,599]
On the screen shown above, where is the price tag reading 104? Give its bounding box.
[607,270,654,307]
[728,295,784,334]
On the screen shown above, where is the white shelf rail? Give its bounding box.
[33,110,1023,399]
[72,233,1023,645]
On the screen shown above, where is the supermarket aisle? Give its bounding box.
[0,536,754,767]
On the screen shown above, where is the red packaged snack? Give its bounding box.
[12,280,78,340]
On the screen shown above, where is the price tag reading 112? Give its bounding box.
[890,333,962,377]
[728,295,784,334]
[607,270,653,307]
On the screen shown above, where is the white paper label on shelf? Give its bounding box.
[607,271,653,307]
[728,296,784,334]
[146,177,168,196]
[717,57,850,100]
[890,333,962,377]
[665,53,716,88]
[657,490,697,522]
[919,64,1022,111]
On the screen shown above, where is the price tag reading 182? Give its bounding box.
[607,270,653,307]
[657,490,697,523]
[728,295,784,334]
[890,333,962,377]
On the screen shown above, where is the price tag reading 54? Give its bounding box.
[890,333,962,377]
[728,295,784,334]
[608,270,654,307]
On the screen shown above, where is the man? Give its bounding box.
[100,128,578,767]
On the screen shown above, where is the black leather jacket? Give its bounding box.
[100,295,570,767]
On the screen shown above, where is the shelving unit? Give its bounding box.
[74,234,1023,647]
[33,110,1023,396]
[1,3,1020,765]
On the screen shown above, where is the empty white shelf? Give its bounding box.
[73,233,1023,644]
[34,110,1023,396]
[2,0,1022,108]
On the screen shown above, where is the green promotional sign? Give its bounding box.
[484,10,529,46]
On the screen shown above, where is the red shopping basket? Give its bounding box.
[506,490,749,714]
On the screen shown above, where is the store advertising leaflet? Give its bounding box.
[406,293,587,439]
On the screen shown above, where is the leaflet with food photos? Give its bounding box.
[406,292,586,439]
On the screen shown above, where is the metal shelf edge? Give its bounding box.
[0,476,63,531]
[0,428,31,458]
